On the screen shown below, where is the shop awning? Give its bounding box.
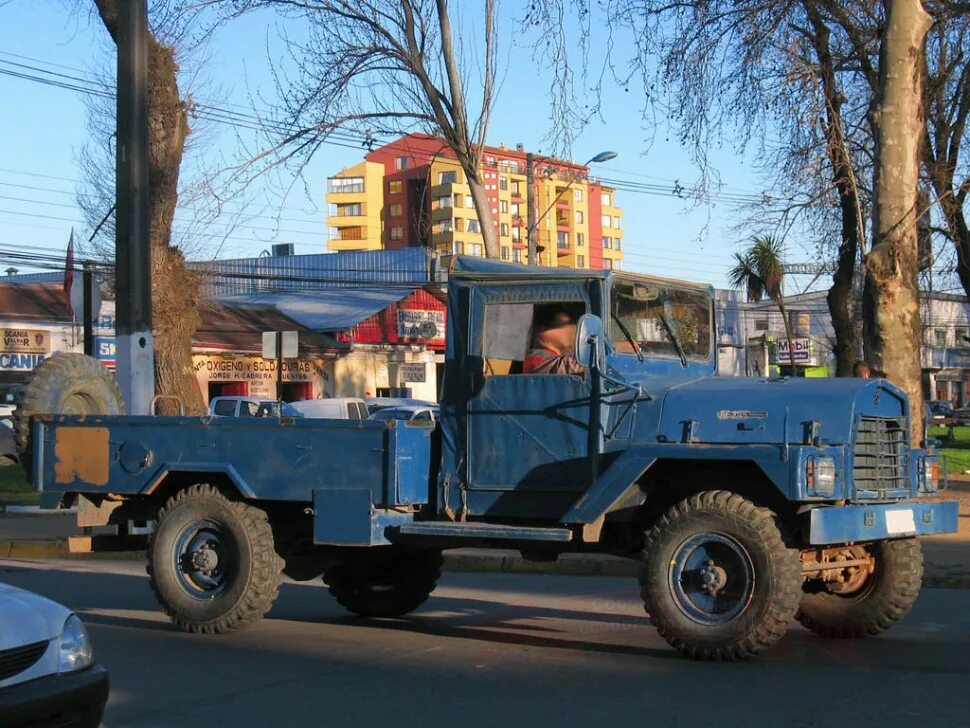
[219,287,417,332]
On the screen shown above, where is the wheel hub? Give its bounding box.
[191,545,219,572]
[699,560,728,594]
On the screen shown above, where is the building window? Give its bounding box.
[573,188,583,201]
[956,326,969,345]
[603,236,612,249]
[485,155,496,165]
[499,177,508,191]
[501,247,510,261]
[467,220,481,234]
[438,171,458,184]
[613,216,621,229]
[577,255,585,267]
[557,231,569,248]
[500,200,509,214]
[513,249,521,263]
[436,196,451,210]
[395,156,409,170]
[575,210,584,224]
[390,226,404,241]
[389,203,404,217]
[603,259,613,270]
[388,180,403,194]
[615,237,621,250]
[933,327,948,347]
[329,176,364,194]
[466,196,476,209]
[439,220,453,233]
[511,181,521,197]
[455,218,465,232]
[601,214,611,228]
[333,202,362,216]
[511,227,521,242]
[466,243,483,256]
[500,223,509,237]
[601,192,611,206]
[576,232,585,247]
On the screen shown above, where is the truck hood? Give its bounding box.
[655,377,908,446]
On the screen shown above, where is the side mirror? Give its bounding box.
[575,313,604,369]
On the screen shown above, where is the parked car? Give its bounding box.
[287,398,368,420]
[208,396,300,419]
[364,397,434,416]
[927,400,955,425]
[953,404,970,426]
[0,423,17,464]
[0,582,108,727]
[367,404,439,423]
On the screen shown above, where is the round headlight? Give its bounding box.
[58,614,94,673]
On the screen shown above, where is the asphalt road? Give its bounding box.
[1,557,968,728]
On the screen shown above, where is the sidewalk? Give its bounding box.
[2,497,967,587]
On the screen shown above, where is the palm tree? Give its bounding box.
[729,234,797,370]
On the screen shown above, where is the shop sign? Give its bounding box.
[0,353,46,371]
[771,337,820,366]
[1,329,49,354]
[193,355,321,399]
[400,363,427,383]
[397,310,445,341]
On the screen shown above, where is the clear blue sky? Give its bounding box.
[0,1,811,289]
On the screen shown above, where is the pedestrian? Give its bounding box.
[853,360,872,378]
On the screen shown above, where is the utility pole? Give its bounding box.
[115,0,154,415]
[82,263,94,357]
[526,153,537,266]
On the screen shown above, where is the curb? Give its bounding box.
[2,540,968,589]
[0,506,76,515]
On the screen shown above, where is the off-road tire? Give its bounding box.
[147,484,284,634]
[641,490,802,661]
[796,538,923,639]
[14,353,124,478]
[324,548,443,618]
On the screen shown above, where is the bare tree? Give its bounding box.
[863,0,932,443]
[202,0,502,258]
[86,0,207,414]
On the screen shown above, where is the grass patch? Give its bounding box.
[0,463,38,505]
[928,425,970,474]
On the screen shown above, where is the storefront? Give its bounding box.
[192,355,329,402]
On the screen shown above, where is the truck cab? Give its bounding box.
[18,257,958,660]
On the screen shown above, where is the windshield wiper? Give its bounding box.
[658,293,688,368]
[612,312,644,362]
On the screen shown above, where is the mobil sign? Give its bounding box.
[773,337,815,365]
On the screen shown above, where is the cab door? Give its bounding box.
[461,281,599,519]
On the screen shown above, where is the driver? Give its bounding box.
[523,307,585,375]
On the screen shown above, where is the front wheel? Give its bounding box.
[640,491,802,660]
[147,484,284,634]
[796,538,923,638]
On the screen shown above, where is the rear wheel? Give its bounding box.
[797,538,922,638]
[324,547,443,618]
[148,484,284,634]
[640,490,802,660]
[14,353,124,478]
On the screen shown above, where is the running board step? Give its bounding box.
[395,521,573,542]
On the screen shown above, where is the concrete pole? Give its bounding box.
[115,0,155,415]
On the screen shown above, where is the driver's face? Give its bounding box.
[540,313,577,353]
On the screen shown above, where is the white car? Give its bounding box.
[287,398,368,420]
[0,582,108,727]
[207,397,301,419]
[367,404,439,423]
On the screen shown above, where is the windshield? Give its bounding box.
[610,278,712,361]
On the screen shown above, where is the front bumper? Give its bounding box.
[0,664,109,728]
[806,500,959,545]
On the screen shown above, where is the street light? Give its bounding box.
[526,150,618,266]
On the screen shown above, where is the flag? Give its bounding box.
[64,228,75,317]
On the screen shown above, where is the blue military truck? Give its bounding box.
[14,257,958,660]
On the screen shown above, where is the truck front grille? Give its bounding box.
[853,416,908,495]
[0,640,48,680]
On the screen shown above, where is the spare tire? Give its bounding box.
[14,353,125,477]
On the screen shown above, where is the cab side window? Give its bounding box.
[482,301,586,376]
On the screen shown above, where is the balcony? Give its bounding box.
[430,180,468,197]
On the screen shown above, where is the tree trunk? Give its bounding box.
[807,7,864,377]
[863,0,932,444]
[94,0,205,416]
[465,169,501,258]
